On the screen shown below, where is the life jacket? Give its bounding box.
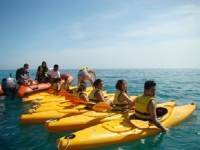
[72,90,87,99]
[88,88,103,103]
[113,90,129,110]
[135,95,156,120]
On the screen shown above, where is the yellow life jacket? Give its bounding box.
[135,95,156,120]
[88,88,102,103]
[113,90,129,110]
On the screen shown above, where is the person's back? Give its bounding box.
[78,67,96,87]
[134,80,168,132]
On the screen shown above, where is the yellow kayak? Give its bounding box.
[20,105,88,124]
[31,100,70,107]
[22,86,94,103]
[22,94,66,103]
[57,102,196,150]
[20,93,115,124]
[46,110,123,132]
[46,96,137,132]
[28,101,76,113]
[28,93,115,113]
[47,100,174,132]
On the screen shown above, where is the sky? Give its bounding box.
[0,0,200,69]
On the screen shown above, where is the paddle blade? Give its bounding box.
[59,90,66,96]
[92,102,112,112]
[65,92,86,105]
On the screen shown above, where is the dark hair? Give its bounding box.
[144,80,156,90]
[42,61,46,65]
[54,64,59,69]
[2,78,6,83]
[93,79,103,87]
[115,80,127,91]
[24,63,29,68]
[78,82,87,92]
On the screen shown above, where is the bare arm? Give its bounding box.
[79,93,89,102]
[148,100,167,132]
[95,91,105,102]
[88,70,96,80]
[119,92,134,106]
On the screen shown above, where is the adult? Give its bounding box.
[48,64,61,90]
[133,80,168,132]
[78,67,96,87]
[36,61,49,83]
[60,73,73,91]
[88,79,105,103]
[72,82,88,102]
[16,63,33,85]
[113,80,134,111]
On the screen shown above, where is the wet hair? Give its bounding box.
[93,79,103,88]
[144,80,156,90]
[42,61,47,66]
[54,64,59,69]
[24,63,29,68]
[115,80,127,91]
[2,78,6,83]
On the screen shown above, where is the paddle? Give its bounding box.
[92,102,112,112]
[65,92,112,112]
[65,92,86,105]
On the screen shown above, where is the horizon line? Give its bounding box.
[0,67,200,70]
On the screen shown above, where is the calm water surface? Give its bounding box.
[0,69,199,150]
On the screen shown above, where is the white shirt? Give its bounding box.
[48,69,60,79]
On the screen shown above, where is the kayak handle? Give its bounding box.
[65,134,75,139]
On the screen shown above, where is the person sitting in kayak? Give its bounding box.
[112,80,134,122]
[36,61,49,83]
[132,80,168,132]
[60,73,73,92]
[78,67,96,87]
[88,79,106,103]
[113,80,134,111]
[72,82,88,102]
[48,64,61,91]
[16,63,33,85]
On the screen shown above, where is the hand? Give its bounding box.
[162,127,169,132]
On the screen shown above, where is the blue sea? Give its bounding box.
[0,69,199,150]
